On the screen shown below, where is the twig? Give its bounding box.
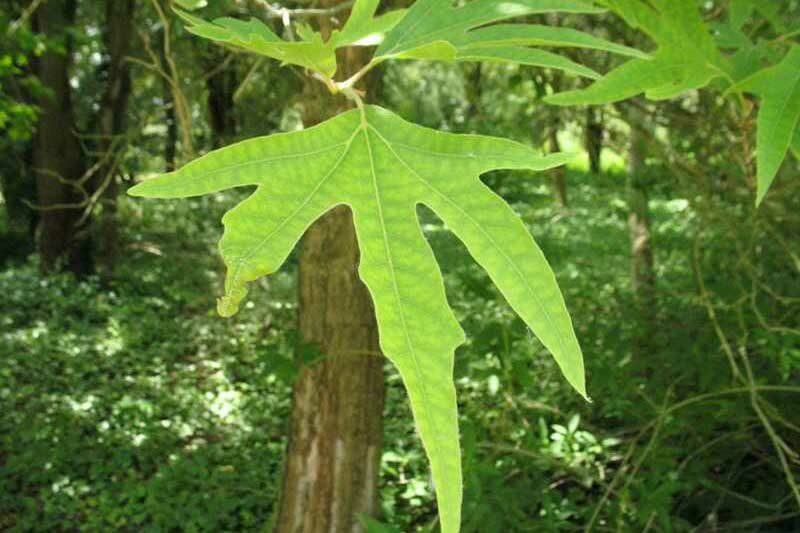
[6,0,44,36]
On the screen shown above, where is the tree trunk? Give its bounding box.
[32,0,90,275]
[96,0,136,279]
[626,110,656,358]
[585,106,603,174]
[205,47,238,148]
[164,86,178,171]
[547,72,568,208]
[275,10,385,533]
[548,124,568,208]
[157,28,178,172]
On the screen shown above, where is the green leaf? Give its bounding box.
[451,24,648,59]
[331,0,406,47]
[456,46,601,79]
[174,9,338,76]
[732,46,800,205]
[546,0,726,105]
[375,0,638,77]
[754,2,787,33]
[129,105,586,533]
[729,0,754,31]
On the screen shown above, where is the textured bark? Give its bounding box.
[96,0,136,278]
[275,8,385,533]
[32,0,89,275]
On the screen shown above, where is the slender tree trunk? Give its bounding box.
[205,47,238,148]
[547,72,568,208]
[157,28,177,172]
[585,106,603,174]
[164,89,178,171]
[626,110,656,357]
[32,0,90,275]
[96,0,136,278]
[466,63,482,122]
[549,124,568,208]
[275,8,385,533]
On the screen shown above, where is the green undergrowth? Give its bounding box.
[2,167,798,531]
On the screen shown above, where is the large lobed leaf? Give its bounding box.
[176,0,645,81]
[175,9,338,76]
[546,0,727,104]
[130,105,586,533]
[375,0,646,77]
[175,0,406,77]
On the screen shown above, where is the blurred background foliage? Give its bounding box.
[1,0,799,531]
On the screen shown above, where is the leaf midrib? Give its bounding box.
[760,69,800,171]
[360,118,445,477]
[367,123,575,382]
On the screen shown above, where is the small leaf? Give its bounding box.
[732,46,800,205]
[568,413,580,433]
[130,105,586,533]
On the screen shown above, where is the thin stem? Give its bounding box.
[335,58,384,92]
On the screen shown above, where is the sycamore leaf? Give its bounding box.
[730,46,800,205]
[546,0,726,105]
[129,105,586,533]
[457,46,601,79]
[175,9,337,76]
[330,0,406,47]
[375,0,644,78]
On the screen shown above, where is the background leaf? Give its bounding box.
[375,0,639,77]
[546,0,727,104]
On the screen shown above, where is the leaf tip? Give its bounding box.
[542,92,576,107]
[127,182,147,197]
[217,282,248,318]
[217,295,240,318]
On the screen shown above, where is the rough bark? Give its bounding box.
[32,0,90,275]
[274,10,385,533]
[96,0,136,278]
